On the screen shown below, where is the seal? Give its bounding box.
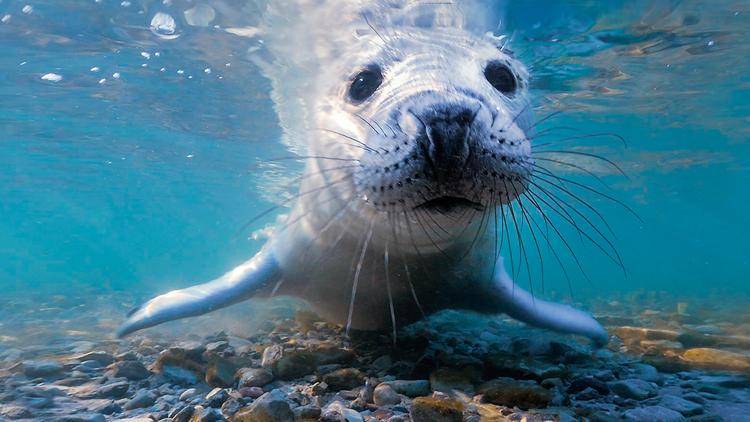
[117,0,608,345]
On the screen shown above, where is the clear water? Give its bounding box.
[1,0,749,309]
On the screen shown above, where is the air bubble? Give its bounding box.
[150,12,179,39]
[41,73,62,82]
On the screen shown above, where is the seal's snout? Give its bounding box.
[422,104,476,179]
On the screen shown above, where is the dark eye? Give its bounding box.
[349,66,383,103]
[484,61,517,95]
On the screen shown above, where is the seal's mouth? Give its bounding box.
[414,196,484,213]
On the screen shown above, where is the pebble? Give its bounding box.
[322,368,365,390]
[110,360,150,380]
[123,388,157,410]
[22,359,64,378]
[623,405,685,421]
[236,367,274,387]
[660,394,704,416]
[609,379,658,400]
[383,379,431,397]
[232,389,294,422]
[479,377,551,409]
[410,397,464,422]
[373,383,401,406]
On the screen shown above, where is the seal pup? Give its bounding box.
[117,0,608,345]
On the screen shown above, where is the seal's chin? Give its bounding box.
[415,196,484,213]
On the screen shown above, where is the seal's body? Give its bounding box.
[117,0,608,345]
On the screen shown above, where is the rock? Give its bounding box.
[22,360,64,378]
[613,327,680,341]
[221,398,242,417]
[660,394,704,417]
[429,367,478,393]
[322,368,364,390]
[609,379,657,400]
[680,348,750,372]
[153,348,205,385]
[171,405,195,422]
[567,376,610,396]
[630,363,662,384]
[383,380,431,397]
[205,355,238,388]
[310,344,355,365]
[162,365,200,385]
[236,367,274,388]
[179,388,200,401]
[478,378,551,410]
[75,351,115,366]
[575,387,601,401]
[261,345,284,369]
[123,388,157,410]
[88,399,121,415]
[276,350,318,380]
[410,397,464,422]
[0,405,32,419]
[373,383,401,406]
[193,406,225,422]
[205,387,229,408]
[622,406,685,422]
[239,386,264,398]
[483,352,566,381]
[233,389,293,422]
[56,414,106,422]
[324,401,364,422]
[111,360,150,380]
[95,381,131,398]
[294,404,322,420]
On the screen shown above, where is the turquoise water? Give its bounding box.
[1,0,749,306]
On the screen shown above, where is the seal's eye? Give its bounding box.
[349,66,383,103]
[484,61,517,95]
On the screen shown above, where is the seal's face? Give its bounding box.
[314,27,533,243]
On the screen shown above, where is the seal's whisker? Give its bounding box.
[260,155,360,164]
[531,149,628,177]
[531,157,611,190]
[528,110,565,131]
[237,175,354,236]
[531,165,617,237]
[502,179,532,289]
[498,202,516,283]
[527,176,626,273]
[317,128,381,154]
[384,241,397,345]
[352,112,383,136]
[346,221,374,337]
[521,191,574,296]
[533,132,628,148]
[531,167,642,222]
[410,209,451,258]
[523,189,591,284]
[515,190,546,294]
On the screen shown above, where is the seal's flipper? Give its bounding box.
[116,248,281,338]
[491,257,608,346]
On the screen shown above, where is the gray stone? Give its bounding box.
[56,415,107,422]
[293,404,322,420]
[123,389,157,410]
[322,368,365,390]
[609,379,658,400]
[630,363,662,384]
[233,389,293,422]
[324,401,364,422]
[95,381,130,399]
[373,383,401,406]
[194,406,225,422]
[171,405,195,422]
[623,406,685,422]
[383,380,431,397]
[204,387,229,408]
[111,360,150,380]
[161,365,200,385]
[236,367,274,388]
[22,360,64,378]
[660,394,704,417]
[75,351,114,366]
[179,388,199,401]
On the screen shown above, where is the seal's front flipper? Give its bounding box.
[116,247,281,338]
[491,257,608,346]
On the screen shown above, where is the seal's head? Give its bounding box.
[311,24,532,247]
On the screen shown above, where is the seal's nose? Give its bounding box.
[423,105,476,178]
